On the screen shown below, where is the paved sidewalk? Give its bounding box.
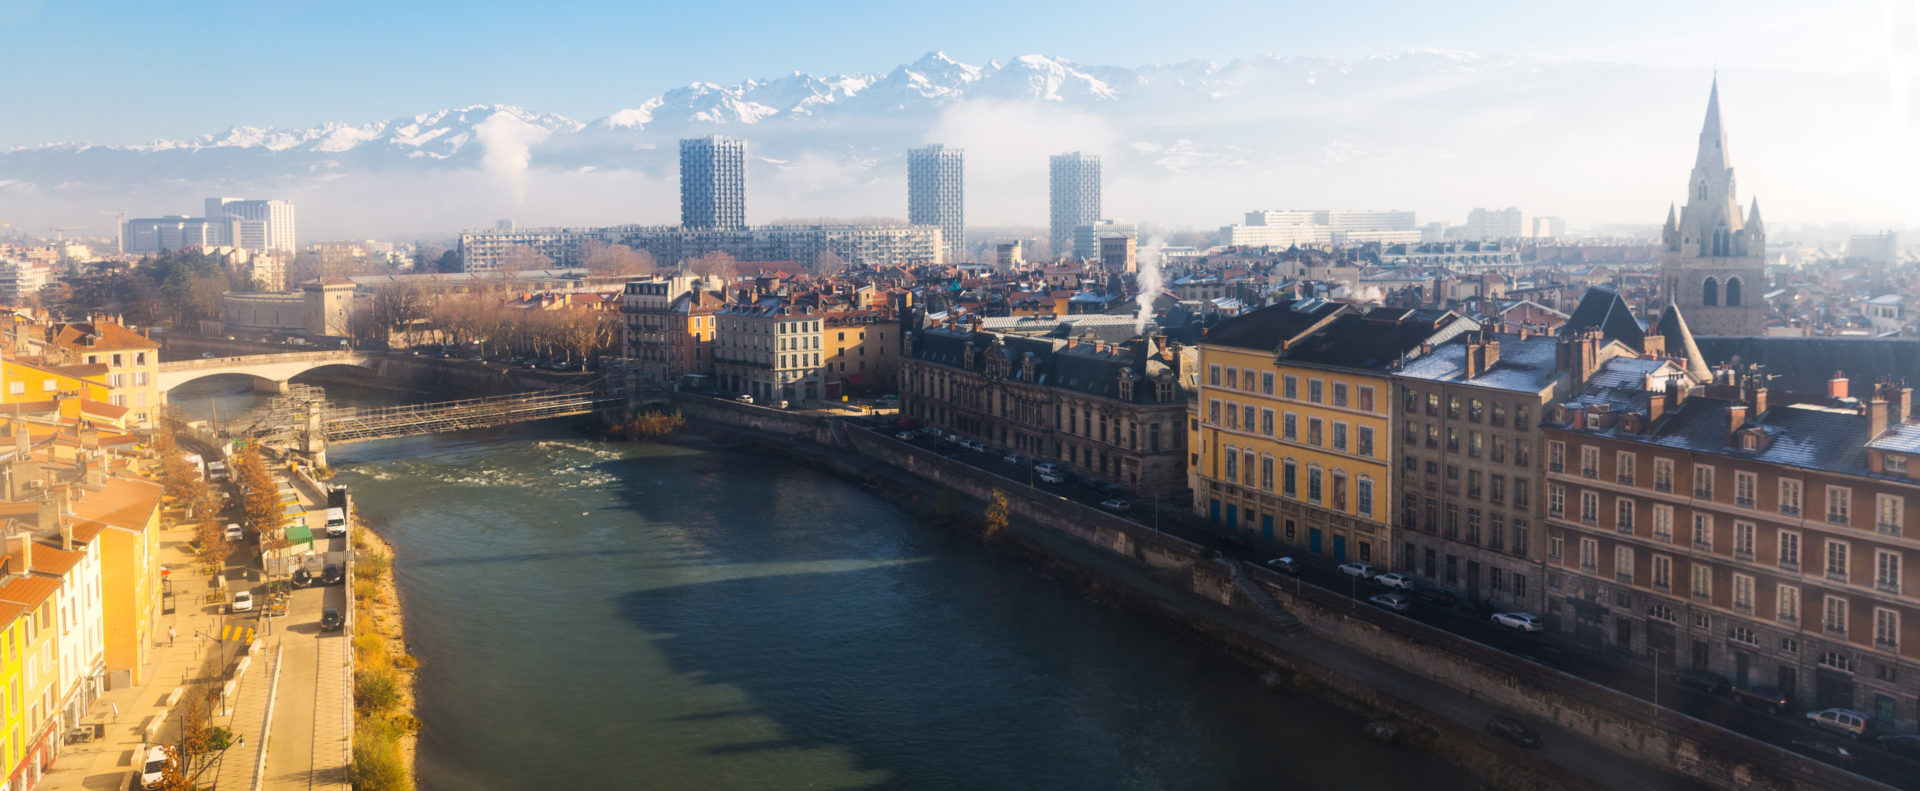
[39,510,259,791]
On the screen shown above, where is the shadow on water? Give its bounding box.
[598,448,1477,791]
[330,425,1476,791]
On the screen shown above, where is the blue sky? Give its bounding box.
[0,0,1895,147]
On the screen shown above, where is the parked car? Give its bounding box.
[734,394,754,404]
[1670,668,1732,696]
[1791,737,1858,764]
[777,400,790,409]
[1805,708,1872,739]
[1368,593,1411,612]
[1730,684,1793,714]
[1485,715,1542,749]
[1410,586,1456,608]
[140,745,170,788]
[1265,556,1301,575]
[319,608,343,632]
[1490,612,1544,632]
[1037,471,1066,484]
[895,431,915,441]
[320,564,345,586]
[1372,572,1414,590]
[1099,498,1131,512]
[230,590,253,614]
[1876,734,1920,759]
[1336,562,1375,579]
[224,523,244,542]
[1002,452,1022,464]
[1033,463,1061,477]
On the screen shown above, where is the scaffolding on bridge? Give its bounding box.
[321,388,616,443]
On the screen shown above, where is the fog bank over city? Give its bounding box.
[2,50,1914,240]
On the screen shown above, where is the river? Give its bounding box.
[170,377,1477,791]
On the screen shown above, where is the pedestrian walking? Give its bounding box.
[168,626,176,646]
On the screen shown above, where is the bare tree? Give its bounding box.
[580,241,655,276]
[685,251,738,284]
[501,245,555,271]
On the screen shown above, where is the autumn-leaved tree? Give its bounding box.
[154,695,234,790]
[233,447,289,559]
[984,489,1009,543]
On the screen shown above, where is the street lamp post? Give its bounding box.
[1652,647,1663,723]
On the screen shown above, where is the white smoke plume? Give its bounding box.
[1134,236,1166,336]
[1351,285,1386,304]
[474,110,550,208]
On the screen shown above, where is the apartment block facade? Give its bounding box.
[908,144,965,264]
[680,135,748,230]
[1393,330,1585,612]
[1190,300,1474,566]
[899,322,1190,494]
[1543,367,1920,728]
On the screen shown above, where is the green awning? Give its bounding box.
[284,525,313,548]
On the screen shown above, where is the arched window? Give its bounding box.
[1698,182,1708,200]
[1702,277,1719,306]
[1725,277,1742,307]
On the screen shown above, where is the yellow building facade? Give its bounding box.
[1190,302,1474,569]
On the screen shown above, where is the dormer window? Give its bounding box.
[1118,377,1134,402]
[1742,434,1757,451]
[1157,380,1174,403]
[1889,455,1909,476]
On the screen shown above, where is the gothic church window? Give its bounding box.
[1702,278,1718,306]
[1725,278,1742,307]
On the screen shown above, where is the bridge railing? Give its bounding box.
[158,350,368,372]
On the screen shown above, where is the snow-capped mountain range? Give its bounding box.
[0,51,1888,236]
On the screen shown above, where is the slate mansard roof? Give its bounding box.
[908,326,1182,406]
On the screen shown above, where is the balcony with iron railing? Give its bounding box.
[1879,521,1902,537]
[1827,568,1850,584]
[1877,578,1901,594]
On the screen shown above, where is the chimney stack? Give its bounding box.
[1727,404,1749,438]
[1870,397,1891,439]
[3,531,30,578]
[1752,387,1768,418]
[1828,372,1850,399]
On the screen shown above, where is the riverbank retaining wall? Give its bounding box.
[1247,565,1869,790]
[676,396,1881,791]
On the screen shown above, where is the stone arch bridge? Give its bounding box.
[158,350,376,395]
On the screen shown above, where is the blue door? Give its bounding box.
[1261,515,1274,541]
[1333,535,1348,562]
[1209,500,1220,524]
[1226,504,1237,528]
[1309,528,1323,555]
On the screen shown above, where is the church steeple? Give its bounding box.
[1680,78,1743,257]
[1696,77,1728,174]
[1746,196,1764,234]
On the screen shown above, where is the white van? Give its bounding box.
[206,461,228,482]
[324,507,348,537]
[1806,707,1871,738]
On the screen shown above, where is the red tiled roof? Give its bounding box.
[0,575,60,608]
